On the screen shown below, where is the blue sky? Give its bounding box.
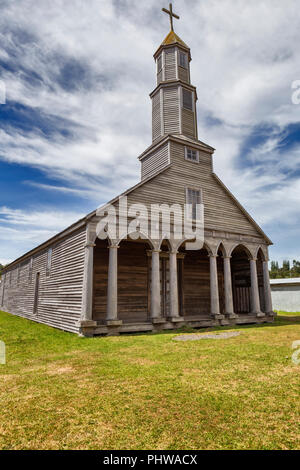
[0,0,300,265]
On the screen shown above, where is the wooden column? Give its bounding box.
[250,258,263,317]
[80,242,96,324]
[223,256,236,318]
[263,260,273,315]
[169,250,180,320]
[78,241,98,336]
[106,245,122,325]
[209,255,221,318]
[151,250,163,322]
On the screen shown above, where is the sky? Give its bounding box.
[0,0,300,266]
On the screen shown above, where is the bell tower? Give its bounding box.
[151,4,198,142]
[138,3,211,181]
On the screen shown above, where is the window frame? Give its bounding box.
[179,51,188,69]
[33,272,40,315]
[185,147,199,163]
[182,88,194,111]
[185,187,203,221]
[46,248,52,277]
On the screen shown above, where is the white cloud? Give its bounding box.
[0,207,85,260]
[0,0,300,261]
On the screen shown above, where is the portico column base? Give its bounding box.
[225,312,238,319]
[77,320,97,337]
[152,318,167,324]
[211,314,225,320]
[255,312,265,318]
[106,320,123,326]
[168,316,184,323]
[267,311,276,317]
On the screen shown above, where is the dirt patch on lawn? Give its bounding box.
[46,365,75,376]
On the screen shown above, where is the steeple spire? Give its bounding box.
[162,3,180,32]
[149,4,197,143]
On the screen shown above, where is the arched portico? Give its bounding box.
[230,244,252,315]
[79,223,272,335]
[257,248,265,312]
[91,232,155,325]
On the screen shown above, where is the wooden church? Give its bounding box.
[0,5,274,336]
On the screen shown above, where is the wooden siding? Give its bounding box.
[163,87,180,134]
[141,142,169,180]
[257,258,265,311]
[157,70,163,85]
[1,228,86,333]
[182,108,196,139]
[164,48,176,81]
[124,140,265,239]
[183,249,211,315]
[93,240,149,323]
[178,67,189,83]
[231,251,251,313]
[152,92,162,142]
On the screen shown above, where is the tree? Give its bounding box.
[292,260,300,277]
[269,259,300,279]
[282,260,291,277]
[270,261,280,279]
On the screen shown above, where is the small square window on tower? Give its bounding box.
[182,88,193,111]
[185,147,199,162]
[179,51,188,69]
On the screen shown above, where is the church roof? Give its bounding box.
[154,30,190,59]
[161,30,189,49]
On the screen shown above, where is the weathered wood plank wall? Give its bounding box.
[141,142,169,180]
[126,140,265,240]
[1,228,86,333]
[93,239,149,323]
[183,249,211,315]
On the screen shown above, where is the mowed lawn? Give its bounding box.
[0,311,299,450]
[276,310,300,317]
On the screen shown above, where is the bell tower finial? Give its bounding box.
[162,3,180,32]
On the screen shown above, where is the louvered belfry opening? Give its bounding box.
[151,30,197,143]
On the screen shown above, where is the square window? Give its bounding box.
[185,147,199,162]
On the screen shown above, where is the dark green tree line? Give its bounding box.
[270,260,300,279]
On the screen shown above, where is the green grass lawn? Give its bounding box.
[0,311,300,450]
[276,310,300,317]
